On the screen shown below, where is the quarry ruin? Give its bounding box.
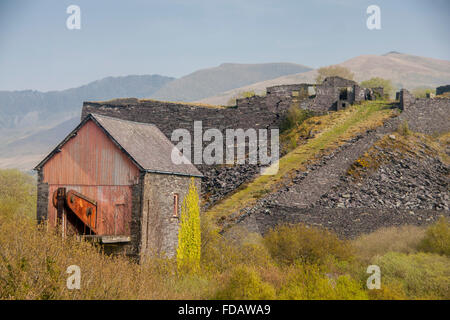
[36,76,450,258]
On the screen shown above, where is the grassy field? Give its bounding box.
[207,101,397,221]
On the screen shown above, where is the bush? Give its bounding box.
[215,266,276,300]
[397,120,411,136]
[280,106,311,132]
[418,217,450,256]
[278,264,368,300]
[360,77,395,99]
[263,224,354,266]
[374,252,450,299]
[201,224,273,273]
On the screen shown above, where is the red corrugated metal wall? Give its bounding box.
[42,120,140,235]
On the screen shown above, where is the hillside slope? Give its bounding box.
[150,62,312,102]
[198,52,450,105]
[205,100,449,237]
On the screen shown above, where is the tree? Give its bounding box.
[176,178,201,273]
[360,77,395,99]
[315,66,354,84]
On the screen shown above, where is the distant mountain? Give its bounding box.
[150,62,312,102]
[0,63,313,170]
[197,52,450,105]
[0,74,174,170]
[0,74,174,132]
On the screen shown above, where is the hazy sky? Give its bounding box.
[0,0,449,91]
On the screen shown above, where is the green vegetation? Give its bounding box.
[0,169,36,219]
[360,77,395,99]
[177,178,202,274]
[0,123,448,300]
[397,120,411,136]
[0,177,449,300]
[278,264,368,300]
[412,87,435,98]
[280,106,312,133]
[215,266,276,300]
[263,224,353,266]
[373,252,449,299]
[418,216,450,256]
[315,66,354,84]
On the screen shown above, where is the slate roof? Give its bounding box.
[35,113,203,178]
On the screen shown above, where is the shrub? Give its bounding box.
[215,265,276,300]
[280,106,311,132]
[263,224,354,266]
[374,252,450,299]
[177,178,201,274]
[360,77,395,99]
[201,224,273,273]
[278,264,368,300]
[418,216,450,256]
[368,281,407,300]
[397,120,411,136]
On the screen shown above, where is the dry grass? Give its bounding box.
[352,225,426,264]
[0,215,216,299]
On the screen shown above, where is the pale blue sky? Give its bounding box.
[0,0,449,91]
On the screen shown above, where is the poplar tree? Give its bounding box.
[176,178,201,273]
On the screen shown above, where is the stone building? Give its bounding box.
[436,85,450,96]
[35,113,202,260]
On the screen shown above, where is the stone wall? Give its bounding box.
[436,85,450,96]
[140,172,201,258]
[399,89,415,110]
[82,98,282,142]
[36,170,49,224]
[398,89,450,135]
[128,172,145,260]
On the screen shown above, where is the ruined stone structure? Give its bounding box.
[436,84,450,96]
[73,78,450,241]
[398,89,450,135]
[82,77,381,144]
[235,76,381,114]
